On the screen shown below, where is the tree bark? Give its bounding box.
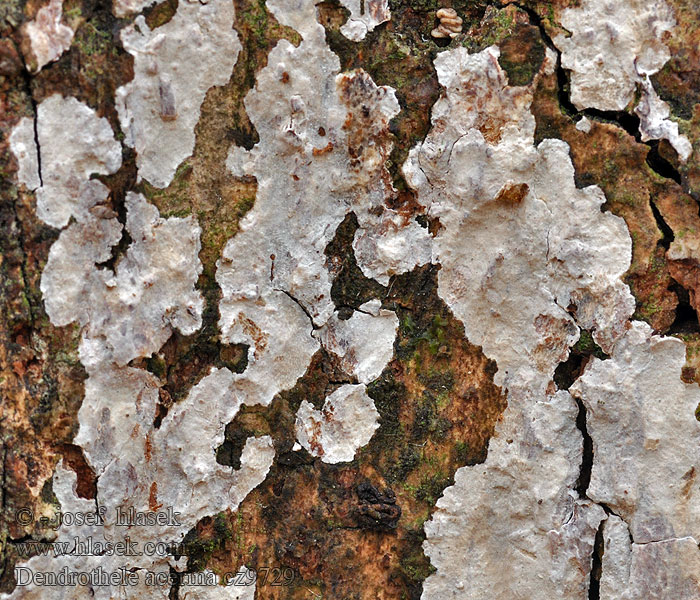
[1,0,700,599]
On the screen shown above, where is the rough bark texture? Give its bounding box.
[1,0,699,599]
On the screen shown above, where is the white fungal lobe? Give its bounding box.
[554,0,673,112]
[296,384,380,463]
[404,45,634,396]
[116,0,241,188]
[635,75,693,161]
[405,45,637,599]
[2,368,270,600]
[218,0,417,433]
[6,95,261,599]
[422,391,605,599]
[10,0,700,597]
[8,117,41,190]
[408,41,699,598]
[570,321,700,544]
[314,299,398,384]
[554,0,692,160]
[601,515,700,600]
[339,0,391,42]
[21,0,74,73]
[75,366,276,544]
[43,192,205,369]
[112,0,157,18]
[10,94,122,228]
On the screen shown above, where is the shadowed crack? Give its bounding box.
[515,2,685,188]
[667,281,700,334]
[574,397,594,498]
[648,193,675,251]
[518,2,698,339]
[17,50,43,189]
[277,288,319,330]
[12,68,41,329]
[553,333,606,496]
[589,519,604,600]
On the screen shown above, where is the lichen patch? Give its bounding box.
[116,0,242,188]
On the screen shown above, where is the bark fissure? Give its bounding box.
[649,194,675,250]
[574,397,594,499]
[30,108,42,189]
[8,195,34,328]
[1,446,6,512]
[588,519,604,600]
[516,2,685,187]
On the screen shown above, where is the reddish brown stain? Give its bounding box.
[495,182,529,204]
[149,481,163,512]
[312,142,334,156]
[145,432,153,463]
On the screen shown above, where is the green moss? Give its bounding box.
[388,445,420,483]
[181,513,232,572]
[63,5,82,21]
[574,330,607,360]
[73,21,115,59]
[636,297,664,321]
[145,354,167,379]
[411,393,451,442]
[390,0,438,11]
[407,509,431,532]
[468,8,517,50]
[144,0,178,29]
[399,531,436,584]
[546,2,555,26]
[616,193,639,207]
[238,0,301,47]
[454,440,470,463]
[367,375,405,440]
[141,162,194,217]
[414,470,449,505]
[325,516,344,530]
[239,0,271,44]
[214,512,233,542]
[397,309,451,362]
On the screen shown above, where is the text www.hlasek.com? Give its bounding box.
[12,505,295,588]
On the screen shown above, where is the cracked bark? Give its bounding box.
[2,0,700,599]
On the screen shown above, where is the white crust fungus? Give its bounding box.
[422,391,605,599]
[570,321,700,544]
[10,1,699,598]
[116,0,242,188]
[6,96,265,600]
[339,0,391,42]
[21,0,74,73]
[405,45,635,599]
[403,46,634,395]
[313,299,398,384]
[218,0,409,417]
[8,116,41,191]
[295,384,380,463]
[554,0,692,161]
[601,515,700,600]
[11,94,123,229]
